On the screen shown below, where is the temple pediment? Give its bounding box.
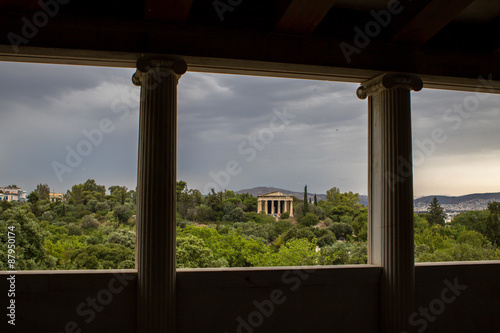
[260,191,285,197]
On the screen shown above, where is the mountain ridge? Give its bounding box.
[236,186,500,211]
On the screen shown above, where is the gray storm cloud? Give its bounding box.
[0,62,499,197]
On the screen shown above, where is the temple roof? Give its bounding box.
[258,191,293,197]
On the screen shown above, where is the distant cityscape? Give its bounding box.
[0,186,64,203]
[414,198,500,223]
[0,186,27,202]
[413,198,498,213]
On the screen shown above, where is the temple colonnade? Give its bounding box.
[257,192,294,216]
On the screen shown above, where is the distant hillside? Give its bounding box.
[236,187,500,212]
[236,186,368,206]
[414,192,500,205]
[414,192,500,212]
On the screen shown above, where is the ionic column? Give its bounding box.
[133,56,187,333]
[357,73,422,333]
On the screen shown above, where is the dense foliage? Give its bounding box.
[1,180,499,270]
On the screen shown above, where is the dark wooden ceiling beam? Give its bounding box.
[0,0,40,12]
[489,16,500,53]
[144,0,193,23]
[1,13,498,87]
[391,0,476,46]
[275,0,337,35]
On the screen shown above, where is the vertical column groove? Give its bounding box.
[133,56,187,333]
[358,73,422,333]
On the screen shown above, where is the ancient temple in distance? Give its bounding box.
[257,191,294,217]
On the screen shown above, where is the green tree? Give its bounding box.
[27,192,42,216]
[319,242,367,265]
[299,212,319,227]
[233,221,275,243]
[325,187,362,210]
[67,185,84,205]
[0,200,13,212]
[27,191,39,204]
[176,181,187,199]
[194,204,214,223]
[176,235,219,268]
[314,194,317,206]
[485,202,500,245]
[95,201,110,213]
[107,229,136,250]
[247,238,319,267]
[329,205,355,222]
[326,187,341,205]
[294,202,324,220]
[426,197,446,226]
[35,184,50,201]
[83,179,106,195]
[70,244,134,269]
[328,222,353,240]
[283,226,316,243]
[352,210,368,241]
[0,207,54,270]
[236,192,258,212]
[451,210,488,235]
[228,207,246,222]
[109,186,128,205]
[81,214,100,229]
[113,205,132,224]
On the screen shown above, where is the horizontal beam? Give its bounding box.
[275,0,337,35]
[0,15,498,93]
[391,0,475,46]
[144,0,193,22]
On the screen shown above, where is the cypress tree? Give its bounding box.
[314,194,318,206]
[427,197,446,226]
[304,185,308,214]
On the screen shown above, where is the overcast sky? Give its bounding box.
[0,62,499,197]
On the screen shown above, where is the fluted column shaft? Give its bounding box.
[357,73,423,333]
[133,56,187,333]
